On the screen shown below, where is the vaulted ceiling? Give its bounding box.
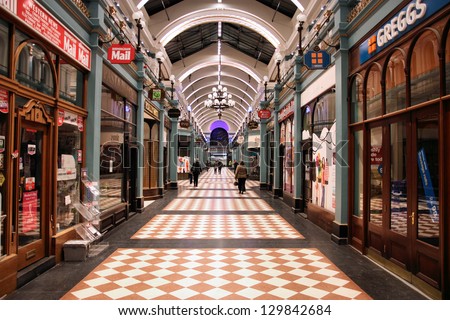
[133,0,319,138]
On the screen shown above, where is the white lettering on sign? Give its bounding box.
[377,0,426,47]
[111,49,131,61]
[0,0,17,14]
[78,46,89,68]
[64,35,77,58]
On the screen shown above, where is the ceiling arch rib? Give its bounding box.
[157,8,286,49]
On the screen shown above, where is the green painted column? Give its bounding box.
[158,104,165,192]
[259,100,269,190]
[273,83,282,198]
[293,55,304,212]
[332,0,351,244]
[134,53,146,211]
[168,102,179,189]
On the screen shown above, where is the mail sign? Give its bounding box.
[108,44,135,64]
[359,0,448,64]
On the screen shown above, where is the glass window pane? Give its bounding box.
[100,111,124,210]
[386,50,406,113]
[15,42,55,96]
[59,63,84,106]
[0,111,7,257]
[351,75,363,123]
[0,20,9,76]
[57,119,82,232]
[410,30,440,106]
[370,127,383,225]
[416,115,439,246]
[366,67,382,119]
[446,30,450,95]
[390,122,407,235]
[353,130,364,218]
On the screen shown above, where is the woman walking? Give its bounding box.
[234,161,248,194]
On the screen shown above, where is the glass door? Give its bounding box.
[17,122,48,269]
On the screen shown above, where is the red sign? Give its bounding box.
[77,116,84,132]
[258,109,271,119]
[58,110,64,126]
[21,191,39,233]
[371,146,383,165]
[107,44,136,64]
[0,88,8,113]
[2,0,91,70]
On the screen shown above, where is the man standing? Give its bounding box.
[191,159,202,187]
[234,161,248,194]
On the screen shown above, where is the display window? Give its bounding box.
[0,20,9,77]
[59,63,84,107]
[57,111,82,232]
[100,85,137,211]
[0,106,7,258]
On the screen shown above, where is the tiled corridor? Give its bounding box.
[6,169,427,300]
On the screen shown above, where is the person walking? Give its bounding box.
[233,160,238,172]
[191,159,202,187]
[234,161,248,194]
[218,161,223,174]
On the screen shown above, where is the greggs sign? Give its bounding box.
[0,0,91,70]
[108,44,135,64]
[359,0,448,64]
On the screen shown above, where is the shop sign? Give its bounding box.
[370,146,382,165]
[359,0,447,64]
[144,99,159,119]
[179,119,190,128]
[21,191,38,233]
[0,89,8,113]
[258,109,271,119]
[248,120,259,130]
[304,50,331,70]
[107,44,135,64]
[1,0,91,70]
[167,108,181,118]
[149,88,165,101]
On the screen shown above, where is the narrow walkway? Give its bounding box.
[6,168,426,300]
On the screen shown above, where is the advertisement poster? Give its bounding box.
[0,89,8,113]
[21,191,39,233]
[311,124,336,212]
[177,156,190,173]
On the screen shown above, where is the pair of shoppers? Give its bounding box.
[234,161,248,194]
[190,159,202,187]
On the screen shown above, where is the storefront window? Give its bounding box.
[353,130,364,218]
[445,29,450,96]
[410,30,440,106]
[369,126,383,226]
[0,20,9,76]
[350,75,363,123]
[15,41,55,96]
[99,85,136,211]
[57,115,82,232]
[366,65,382,119]
[0,110,7,257]
[59,63,84,107]
[385,50,406,114]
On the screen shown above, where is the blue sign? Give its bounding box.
[417,148,439,220]
[359,0,450,64]
[304,50,331,70]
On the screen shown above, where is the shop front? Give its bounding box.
[0,2,89,296]
[348,0,450,298]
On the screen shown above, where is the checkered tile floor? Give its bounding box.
[61,248,370,300]
[132,214,304,239]
[62,167,371,300]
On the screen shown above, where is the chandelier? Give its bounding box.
[204,23,236,119]
[204,84,235,111]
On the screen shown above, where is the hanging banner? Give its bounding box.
[417,148,439,220]
[0,89,8,113]
[1,0,91,70]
